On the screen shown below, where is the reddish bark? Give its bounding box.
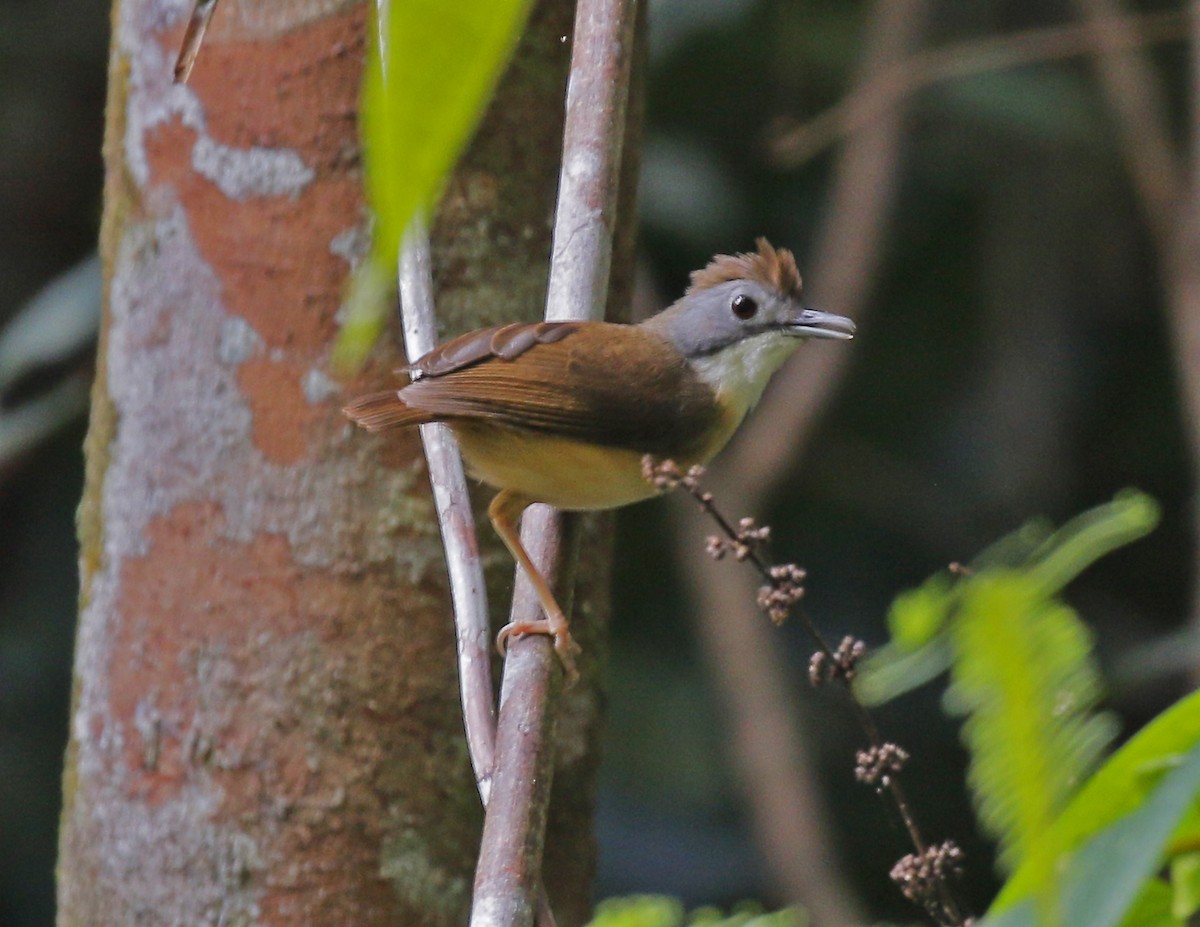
[59,1,604,925]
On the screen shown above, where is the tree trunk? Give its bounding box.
[58,1,608,925]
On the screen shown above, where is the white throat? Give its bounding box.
[687,332,802,422]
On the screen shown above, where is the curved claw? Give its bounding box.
[496,618,581,686]
[487,489,582,685]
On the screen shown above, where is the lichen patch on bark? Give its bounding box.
[64,0,608,922]
[123,1,365,464]
[103,201,434,570]
[64,495,475,926]
[63,6,483,921]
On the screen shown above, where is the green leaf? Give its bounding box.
[1117,880,1179,927]
[584,898,804,927]
[1166,801,1200,856]
[334,257,392,374]
[971,518,1054,572]
[1024,490,1159,596]
[981,740,1200,927]
[587,896,684,927]
[1170,853,1200,921]
[687,904,804,926]
[949,573,1117,880]
[858,493,1164,924]
[886,572,956,650]
[335,0,535,371]
[854,572,957,706]
[854,636,952,707]
[993,688,1200,912]
[856,493,1157,707]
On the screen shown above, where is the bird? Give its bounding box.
[343,239,855,681]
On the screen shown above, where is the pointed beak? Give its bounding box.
[784,307,856,340]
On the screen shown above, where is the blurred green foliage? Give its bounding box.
[982,690,1200,927]
[855,491,1200,927]
[951,572,1117,878]
[7,0,1200,924]
[860,493,1158,910]
[1168,852,1200,923]
[587,895,805,927]
[859,490,1159,705]
[335,0,533,370]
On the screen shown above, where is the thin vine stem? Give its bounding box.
[647,457,969,927]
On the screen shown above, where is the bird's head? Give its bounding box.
[641,238,855,417]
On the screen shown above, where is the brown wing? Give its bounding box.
[400,321,721,457]
[342,391,433,432]
[409,321,584,376]
[343,322,584,432]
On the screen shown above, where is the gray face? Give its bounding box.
[641,279,855,359]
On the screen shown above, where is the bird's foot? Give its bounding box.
[496,614,581,685]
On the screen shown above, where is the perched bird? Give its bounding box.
[344,239,854,679]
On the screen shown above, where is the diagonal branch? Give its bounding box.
[377,0,499,813]
[173,0,221,84]
[678,0,928,923]
[723,0,926,510]
[1070,0,1200,668]
[1069,0,1184,247]
[767,6,1188,173]
[470,0,638,924]
[398,222,498,804]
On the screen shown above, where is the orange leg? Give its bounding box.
[488,489,581,683]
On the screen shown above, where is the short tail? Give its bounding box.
[342,391,433,432]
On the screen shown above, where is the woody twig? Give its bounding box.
[648,457,971,927]
[470,0,638,924]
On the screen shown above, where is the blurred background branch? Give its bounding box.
[766,6,1188,171]
[1069,0,1200,684]
[672,1,927,923]
[5,0,1200,923]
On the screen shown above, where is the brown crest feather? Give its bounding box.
[685,237,802,299]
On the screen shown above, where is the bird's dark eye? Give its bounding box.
[731,294,758,319]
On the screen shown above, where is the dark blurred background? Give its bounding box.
[2,0,1194,924]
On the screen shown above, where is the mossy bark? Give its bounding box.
[58,1,627,924]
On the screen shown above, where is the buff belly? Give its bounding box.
[451,422,670,511]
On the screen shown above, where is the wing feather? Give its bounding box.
[410,321,584,376]
[347,321,722,456]
[342,391,433,432]
[399,322,721,456]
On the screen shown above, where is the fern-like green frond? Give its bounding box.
[856,491,1158,712]
[949,572,1118,881]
